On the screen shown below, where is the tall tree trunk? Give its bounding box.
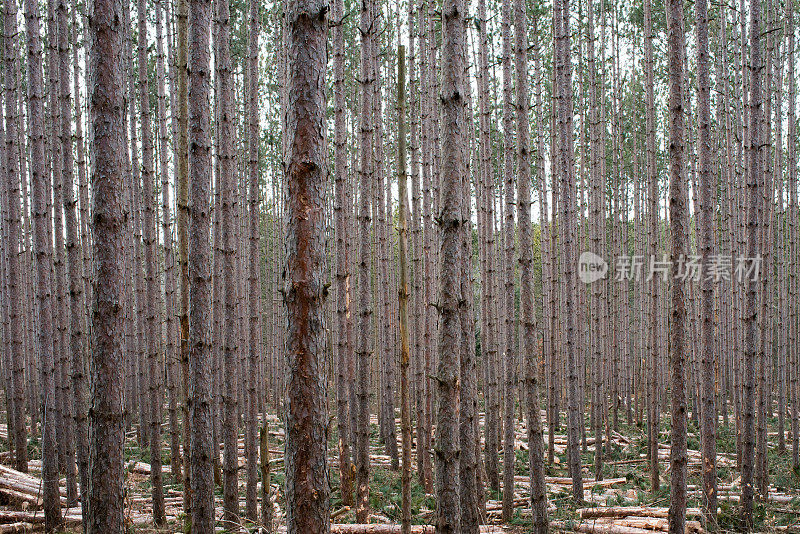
[47,0,70,486]
[397,45,413,534]
[788,0,799,471]
[176,0,192,517]
[67,0,88,514]
[459,57,479,534]
[3,0,28,474]
[188,0,215,524]
[587,0,605,484]
[333,0,355,508]
[25,0,61,525]
[518,2,548,531]
[666,0,688,529]
[283,1,330,532]
[436,0,465,531]
[216,0,239,523]
[741,0,762,525]
[500,0,516,518]
[58,0,88,506]
[244,0,261,520]
[475,0,499,495]
[355,0,375,521]
[695,0,717,523]
[155,0,181,487]
[137,0,166,523]
[86,0,126,524]
[644,0,660,494]
[555,0,582,503]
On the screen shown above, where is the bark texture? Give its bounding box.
[283,1,331,532]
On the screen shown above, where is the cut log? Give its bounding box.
[551,521,654,534]
[0,511,80,525]
[0,486,42,507]
[277,526,506,533]
[0,523,35,533]
[578,507,702,520]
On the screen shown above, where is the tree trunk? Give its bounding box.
[695,0,717,523]
[554,0,582,503]
[666,0,688,530]
[436,1,466,532]
[24,0,61,526]
[283,1,330,532]
[500,0,516,519]
[788,0,799,472]
[188,0,215,524]
[741,0,762,526]
[644,0,660,494]
[332,0,354,510]
[155,0,181,488]
[86,0,126,525]
[518,4,548,532]
[3,0,28,474]
[397,45,412,534]
[176,0,191,517]
[355,0,375,521]
[244,0,261,520]
[215,0,239,523]
[137,0,166,523]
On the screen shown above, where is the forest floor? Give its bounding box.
[0,409,798,533]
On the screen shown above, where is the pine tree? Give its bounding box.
[355,0,375,521]
[436,0,466,531]
[742,0,763,525]
[283,1,330,532]
[3,0,29,474]
[187,0,215,523]
[666,0,689,529]
[86,0,126,524]
[695,0,717,523]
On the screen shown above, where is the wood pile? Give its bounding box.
[275,526,507,533]
[553,507,704,534]
[0,465,67,508]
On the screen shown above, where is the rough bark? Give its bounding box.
[436,1,466,532]
[176,0,191,516]
[3,0,28,474]
[188,0,215,523]
[644,0,660,494]
[355,0,375,521]
[333,0,354,508]
[24,0,61,525]
[86,0,126,524]
[741,0,762,526]
[216,0,239,523]
[245,0,261,520]
[695,0,717,524]
[475,0,499,495]
[500,0,516,518]
[555,0,582,503]
[666,0,688,530]
[155,0,181,488]
[137,0,166,523]
[518,4,548,532]
[397,45,412,534]
[283,1,330,532]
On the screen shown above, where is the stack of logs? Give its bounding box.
[553,507,704,534]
